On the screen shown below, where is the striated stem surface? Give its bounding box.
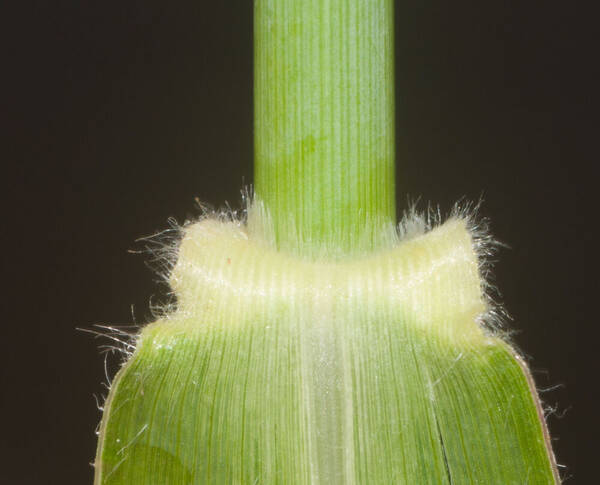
[254,0,396,256]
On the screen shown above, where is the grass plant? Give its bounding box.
[94,1,559,483]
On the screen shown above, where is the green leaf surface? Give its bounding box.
[95,216,557,484]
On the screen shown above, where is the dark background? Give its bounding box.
[2,1,583,483]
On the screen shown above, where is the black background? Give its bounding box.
[2,1,584,483]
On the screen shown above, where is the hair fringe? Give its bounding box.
[95,188,514,356]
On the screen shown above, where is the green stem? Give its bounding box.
[254,0,396,257]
